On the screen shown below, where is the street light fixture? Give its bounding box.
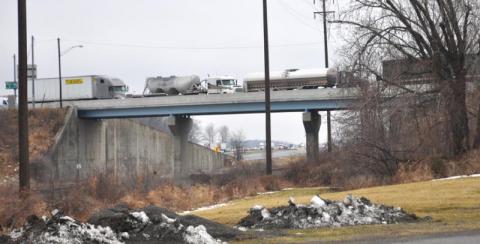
[57,38,83,108]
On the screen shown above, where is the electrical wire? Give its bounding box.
[57,39,324,50]
[276,0,322,33]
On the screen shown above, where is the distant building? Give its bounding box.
[382,55,480,84]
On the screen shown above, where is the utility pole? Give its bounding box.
[31,35,35,108]
[263,0,273,175]
[18,0,30,193]
[314,0,334,152]
[57,38,63,108]
[13,54,17,99]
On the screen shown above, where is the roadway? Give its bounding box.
[69,88,359,119]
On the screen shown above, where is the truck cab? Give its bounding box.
[94,76,128,99]
[201,76,243,94]
[107,78,129,99]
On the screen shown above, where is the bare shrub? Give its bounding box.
[0,184,48,231]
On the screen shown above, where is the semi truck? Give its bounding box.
[143,75,202,96]
[27,75,128,102]
[201,76,243,94]
[143,75,243,95]
[142,67,343,96]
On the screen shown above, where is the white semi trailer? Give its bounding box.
[28,75,128,102]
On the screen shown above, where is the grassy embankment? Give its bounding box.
[192,177,480,243]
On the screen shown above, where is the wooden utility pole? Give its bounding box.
[18,0,30,192]
[263,0,272,175]
[314,0,334,152]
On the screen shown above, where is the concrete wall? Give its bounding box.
[46,108,225,186]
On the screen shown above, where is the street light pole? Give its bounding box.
[57,38,63,108]
[31,35,35,108]
[13,54,17,99]
[263,0,273,175]
[18,0,30,193]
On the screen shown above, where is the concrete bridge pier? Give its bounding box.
[303,110,321,163]
[167,115,193,178]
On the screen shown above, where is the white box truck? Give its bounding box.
[28,75,128,102]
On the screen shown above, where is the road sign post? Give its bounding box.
[5,81,18,90]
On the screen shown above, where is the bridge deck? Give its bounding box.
[74,89,358,119]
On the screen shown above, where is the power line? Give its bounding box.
[58,39,323,50]
[277,0,322,32]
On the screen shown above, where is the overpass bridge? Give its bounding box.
[65,88,359,165]
[73,88,359,119]
[54,88,360,175]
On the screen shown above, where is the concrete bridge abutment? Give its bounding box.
[167,116,193,179]
[303,110,321,163]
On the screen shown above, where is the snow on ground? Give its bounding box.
[7,207,228,244]
[433,174,480,181]
[180,203,229,215]
[130,211,150,224]
[183,225,226,244]
[257,191,277,195]
[238,195,422,230]
[9,215,124,244]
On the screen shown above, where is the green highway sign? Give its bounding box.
[5,81,17,90]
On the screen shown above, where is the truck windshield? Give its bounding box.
[222,80,236,86]
[109,86,127,92]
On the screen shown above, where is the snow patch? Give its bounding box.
[130,211,150,224]
[183,225,225,244]
[433,174,480,181]
[180,203,229,214]
[261,208,271,219]
[252,205,264,211]
[239,195,421,230]
[257,191,277,195]
[311,195,326,208]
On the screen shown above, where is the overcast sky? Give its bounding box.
[0,0,346,144]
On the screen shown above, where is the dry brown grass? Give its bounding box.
[120,174,292,212]
[0,184,49,231]
[0,108,66,178]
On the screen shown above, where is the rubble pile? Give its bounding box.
[3,204,237,244]
[238,195,422,229]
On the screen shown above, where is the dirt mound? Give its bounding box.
[4,204,238,244]
[238,195,423,229]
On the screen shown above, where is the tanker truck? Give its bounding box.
[243,68,338,92]
[143,75,202,96]
[143,74,244,95]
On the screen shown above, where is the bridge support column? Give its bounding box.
[303,111,321,163]
[168,116,192,179]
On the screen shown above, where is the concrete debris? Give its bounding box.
[4,204,235,244]
[238,195,423,230]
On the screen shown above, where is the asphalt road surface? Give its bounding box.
[345,231,480,244]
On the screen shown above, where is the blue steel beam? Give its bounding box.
[77,99,355,119]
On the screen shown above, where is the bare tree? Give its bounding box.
[188,119,204,144]
[230,130,246,161]
[218,125,230,145]
[336,0,480,155]
[204,123,216,147]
